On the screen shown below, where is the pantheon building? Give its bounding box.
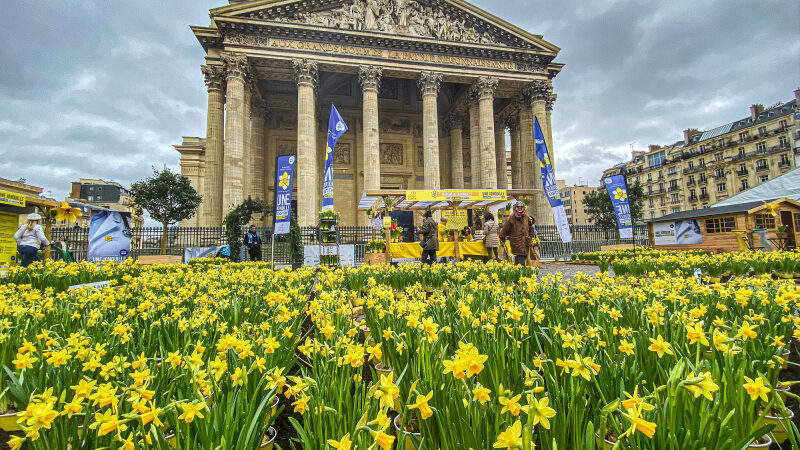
[176,0,562,227]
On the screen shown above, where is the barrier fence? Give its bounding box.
[50,224,650,265]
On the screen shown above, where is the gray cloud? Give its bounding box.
[1,0,797,205]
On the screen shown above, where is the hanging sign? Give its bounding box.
[405,190,506,202]
[534,118,572,243]
[0,190,25,207]
[273,155,297,235]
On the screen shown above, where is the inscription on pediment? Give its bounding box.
[259,0,509,46]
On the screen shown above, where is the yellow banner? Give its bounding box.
[0,190,25,207]
[0,212,19,265]
[443,209,467,230]
[405,190,506,202]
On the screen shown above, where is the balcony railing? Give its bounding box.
[697,178,708,184]
[736,169,748,176]
[699,193,709,200]
[687,180,696,186]
[714,172,726,179]
[756,165,769,172]
[778,161,791,168]
[670,199,681,205]
[668,185,680,192]
[688,195,698,202]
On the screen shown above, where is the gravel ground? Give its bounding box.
[538,262,602,280]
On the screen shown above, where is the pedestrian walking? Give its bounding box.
[482,212,499,262]
[13,213,50,268]
[499,201,534,267]
[243,225,262,262]
[418,210,438,266]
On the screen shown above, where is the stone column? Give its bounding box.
[221,52,248,216]
[243,82,252,199]
[200,64,225,226]
[359,65,382,191]
[508,117,522,190]
[418,72,442,190]
[546,93,556,174]
[475,77,498,189]
[293,59,319,227]
[495,118,508,189]
[468,92,481,188]
[526,80,555,225]
[446,114,464,189]
[250,98,266,201]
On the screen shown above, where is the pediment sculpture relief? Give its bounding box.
[272,0,507,46]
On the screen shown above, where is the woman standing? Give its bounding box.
[14,213,50,268]
[499,202,533,267]
[418,210,439,266]
[482,212,499,262]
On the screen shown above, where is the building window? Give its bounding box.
[650,212,656,219]
[780,154,790,165]
[661,210,666,217]
[715,169,725,178]
[779,120,787,131]
[738,147,745,157]
[705,217,735,233]
[688,175,695,185]
[648,151,666,168]
[672,208,680,213]
[647,173,652,182]
[635,176,639,184]
[647,186,652,195]
[649,198,654,207]
[702,203,709,208]
[717,139,724,147]
[688,161,694,169]
[758,126,767,137]
[739,132,747,143]
[756,159,768,170]
[658,182,664,191]
[699,158,705,167]
[715,152,723,161]
[669,180,678,189]
[671,193,679,202]
[699,174,706,182]
[759,175,769,183]
[779,136,788,147]
[754,214,776,229]
[740,179,749,190]
[689,189,696,197]
[716,183,726,192]
[700,187,708,196]
[795,213,800,230]
[692,205,697,210]
[668,166,677,175]
[756,141,766,152]
[700,145,706,152]
[739,163,746,173]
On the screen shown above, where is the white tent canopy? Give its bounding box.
[714,167,800,207]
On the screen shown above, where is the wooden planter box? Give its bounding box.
[138,255,183,265]
[365,252,388,265]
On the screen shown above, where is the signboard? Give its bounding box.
[68,280,111,291]
[303,245,354,267]
[273,155,297,235]
[371,218,384,230]
[653,220,702,245]
[0,190,25,207]
[603,174,633,239]
[443,209,467,230]
[0,212,19,265]
[88,211,131,262]
[405,190,506,202]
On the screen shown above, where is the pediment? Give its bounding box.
[214,0,559,53]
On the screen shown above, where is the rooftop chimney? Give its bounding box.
[795,88,800,104]
[648,144,661,152]
[750,104,764,120]
[683,128,701,144]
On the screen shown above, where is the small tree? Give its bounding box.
[584,181,645,238]
[223,197,271,262]
[287,212,303,266]
[131,167,202,255]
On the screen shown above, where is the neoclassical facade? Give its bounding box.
[176,0,563,227]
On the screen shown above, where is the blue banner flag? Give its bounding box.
[88,211,131,262]
[323,105,348,211]
[603,174,633,239]
[273,154,297,235]
[534,118,571,243]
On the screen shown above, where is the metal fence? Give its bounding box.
[51,224,650,264]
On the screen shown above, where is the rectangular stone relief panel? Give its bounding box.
[276,140,297,157]
[380,143,404,165]
[378,79,398,99]
[463,150,471,168]
[417,146,424,167]
[333,143,351,165]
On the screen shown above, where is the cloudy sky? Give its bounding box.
[1,0,798,202]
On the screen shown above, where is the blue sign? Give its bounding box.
[603,174,633,239]
[273,154,297,235]
[534,118,571,243]
[322,105,348,211]
[88,211,131,262]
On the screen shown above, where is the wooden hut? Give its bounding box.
[646,198,800,253]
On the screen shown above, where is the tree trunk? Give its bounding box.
[160,222,168,255]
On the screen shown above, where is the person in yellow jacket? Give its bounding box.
[437,217,449,262]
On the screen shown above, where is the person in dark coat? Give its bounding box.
[499,202,533,266]
[243,225,262,262]
[418,210,439,266]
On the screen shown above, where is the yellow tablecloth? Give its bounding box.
[390,241,489,259]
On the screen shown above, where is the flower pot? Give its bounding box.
[264,394,280,426]
[776,383,791,401]
[594,430,615,450]
[394,414,421,450]
[0,410,21,432]
[260,426,277,449]
[748,434,772,448]
[780,348,791,370]
[374,363,393,379]
[764,408,795,444]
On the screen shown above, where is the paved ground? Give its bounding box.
[538,262,602,280]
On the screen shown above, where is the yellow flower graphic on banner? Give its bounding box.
[278,172,290,190]
[763,201,778,217]
[614,187,628,200]
[104,235,113,242]
[325,145,332,161]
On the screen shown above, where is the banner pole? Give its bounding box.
[271,230,275,270]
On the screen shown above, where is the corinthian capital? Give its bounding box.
[445,114,464,133]
[201,64,225,91]
[292,59,318,89]
[220,52,249,80]
[473,77,498,100]
[545,93,557,111]
[417,71,442,97]
[358,65,382,91]
[524,79,553,102]
[250,96,268,119]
